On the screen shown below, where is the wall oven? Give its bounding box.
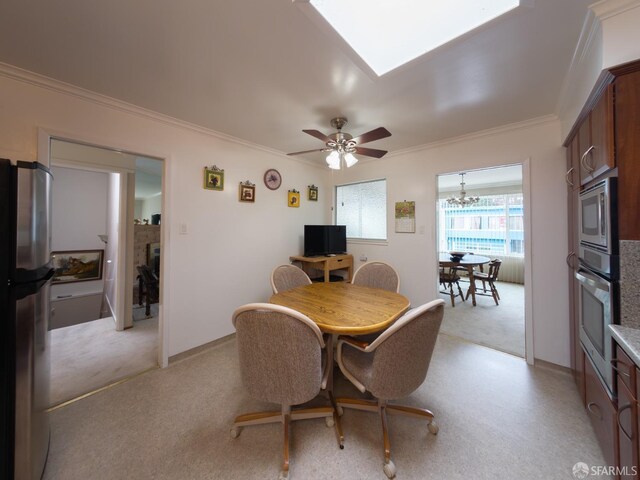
[578,177,617,253]
[576,261,616,395]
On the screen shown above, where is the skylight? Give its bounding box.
[309,0,520,76]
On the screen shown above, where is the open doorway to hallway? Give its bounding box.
[436,165,526,358]
[48,139,163,407]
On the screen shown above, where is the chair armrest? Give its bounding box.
[338,335,369,350]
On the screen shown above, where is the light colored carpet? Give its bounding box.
[439,280,525,357]
[49,308,158,407]
[43,334,607,480]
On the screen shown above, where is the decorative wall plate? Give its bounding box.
[264,169,282,190]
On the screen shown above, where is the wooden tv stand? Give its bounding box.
[290,254,354,283]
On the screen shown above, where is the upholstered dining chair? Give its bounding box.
[231,303,334,480]
[335,299,445,479]
[271,264,312,294]
[351,261,400,292]
[467,258,502,305]
[439,267,465,307]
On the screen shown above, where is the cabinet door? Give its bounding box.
[580,84,615,185]
[584,356,619,468]
[566,135,580,190]
[578,112,592,186]
[617,379,638,479]
[589,84,615,178]
[615,70,640,241]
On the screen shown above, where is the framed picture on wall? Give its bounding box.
[51,249,104,284]
[288,189,300,208]
[204,165,224,191]
[239,181,255,203]
[308,185,318,201]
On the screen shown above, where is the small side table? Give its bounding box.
[290,254,354,283]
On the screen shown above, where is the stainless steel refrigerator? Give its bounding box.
[1,159,53,480]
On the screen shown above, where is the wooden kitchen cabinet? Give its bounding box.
[614,344,639,479]
[566,135,583,400]
[614,69,640,241]
[578,84,615,186]
[584,355,619,470]
[565,60,640,476]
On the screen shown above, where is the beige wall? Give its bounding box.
[333,118,570,367]
[0,68,332,359]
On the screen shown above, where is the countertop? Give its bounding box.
[610,324,640,366]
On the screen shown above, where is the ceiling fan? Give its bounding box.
[287,117,391,169]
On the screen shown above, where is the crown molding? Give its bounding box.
[387,114,558,158]
[554,9,601,117]
[0,62,290,160]
[589,0,640,21]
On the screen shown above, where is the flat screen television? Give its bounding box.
[304,225,347,257]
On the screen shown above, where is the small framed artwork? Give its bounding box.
[51,249,104,284]
[308,184,318,201]
[239,181,255,203]
[288,189,300,208]
[204,165,224,191]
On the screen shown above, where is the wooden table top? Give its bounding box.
[269,282,410,335]
[438,253,491,267]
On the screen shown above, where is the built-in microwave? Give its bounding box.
[578,177,617,254]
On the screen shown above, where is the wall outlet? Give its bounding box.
[359,254,368,262]
[179,223,188,235]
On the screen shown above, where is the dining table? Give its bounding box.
[269,281,410,448]
[438,253,491,306]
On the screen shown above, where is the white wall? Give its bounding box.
[141,194,162,222]
[103,172,121,325]
[0,68,332,357]
[333,118,570,367]
[601,4,640,69]
[50,166,108,298]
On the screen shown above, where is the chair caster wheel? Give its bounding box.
[230,427,241,438]
[278,470,289,480]
[428,421,439,435]
[325,416,334,427]
[336,405,344,416]
[383,460,396,479]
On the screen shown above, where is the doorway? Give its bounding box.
[47,138,164,407]
[436,165,527,358]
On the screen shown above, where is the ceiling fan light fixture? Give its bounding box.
[326,150,341,169]
[344,152,358,168]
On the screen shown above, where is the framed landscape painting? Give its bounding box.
[51,249,104,284]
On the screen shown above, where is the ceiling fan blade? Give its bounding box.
[302,129,333,143]
[287,148,327,156]
[354,146,388,158]
[351,127,391,145]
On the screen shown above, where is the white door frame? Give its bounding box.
[38,128,170,367]
[435,159,534,365]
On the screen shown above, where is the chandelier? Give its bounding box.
[446,173,479,207]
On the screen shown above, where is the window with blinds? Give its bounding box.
[335,179,387,240]
[438,193,524,256]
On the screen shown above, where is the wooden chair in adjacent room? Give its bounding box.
[334,300,445,479]
[136,265,159,317]
[467,258,502,305]
[230,303,334,480]
[439,266,465,307]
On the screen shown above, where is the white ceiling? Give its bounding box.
[0,0,591,165]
